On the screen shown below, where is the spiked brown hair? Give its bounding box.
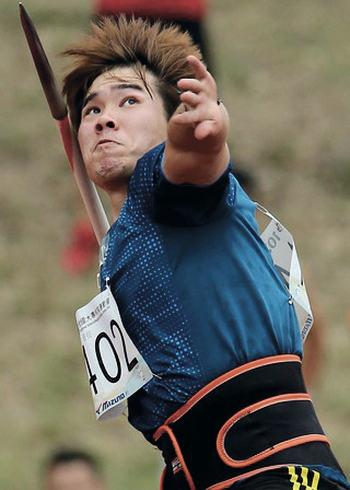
[62,16,202,132]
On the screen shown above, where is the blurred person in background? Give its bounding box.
[94,0,212,68]
[60,16,349,489]
[43,449,106,490]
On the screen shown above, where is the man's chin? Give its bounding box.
[93,160,135,189]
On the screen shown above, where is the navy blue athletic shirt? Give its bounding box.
[99,142,302,434]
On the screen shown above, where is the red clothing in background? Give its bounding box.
[95,0,207,21]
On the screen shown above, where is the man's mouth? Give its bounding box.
[95,139,119,150]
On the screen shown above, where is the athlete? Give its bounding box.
[62,16,350,489]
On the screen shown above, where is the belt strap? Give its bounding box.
[153,355,341,489]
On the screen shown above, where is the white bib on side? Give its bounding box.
[75,283,153,420]
[258,204,313,341]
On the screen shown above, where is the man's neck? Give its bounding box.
[108,186,128,221]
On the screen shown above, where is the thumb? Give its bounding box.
[194,119,217,140]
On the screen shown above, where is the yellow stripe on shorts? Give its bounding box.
[288,466,320,489]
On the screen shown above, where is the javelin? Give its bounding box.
[19,3,110,245]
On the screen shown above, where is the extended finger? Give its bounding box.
[172,108,202,125]
[173,104,218,127]
[177,78,202,94]
[186,55,208,80]
[180,91,201,107]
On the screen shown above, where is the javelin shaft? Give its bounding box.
[57,117,110,244]
[19,2,109,244]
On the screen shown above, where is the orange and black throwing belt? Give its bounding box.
[154,355,348,489]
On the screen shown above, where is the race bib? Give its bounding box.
[75,284,153,420]
[258,204,314,341]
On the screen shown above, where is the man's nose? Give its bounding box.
[95,114,118,132]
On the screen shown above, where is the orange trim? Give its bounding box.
[159,466,166,490]
[217,393,330,468]
[158,425,196,490]
[206,464,290,489]
[154,355,301,440]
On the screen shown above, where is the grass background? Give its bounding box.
[1,0,349,488]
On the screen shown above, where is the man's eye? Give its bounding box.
[84,106,100,116]
[122,97,138,106]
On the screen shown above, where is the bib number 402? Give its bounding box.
[76,285,153,419]
[82,318,138,395]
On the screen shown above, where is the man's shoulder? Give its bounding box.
[126,142,166,207]
[133,142,166,179]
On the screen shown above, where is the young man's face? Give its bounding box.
[77,66,168,191]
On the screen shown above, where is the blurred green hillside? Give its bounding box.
[1,1,349,488]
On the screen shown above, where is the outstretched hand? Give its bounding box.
[173,56,221,140]
[164,56,229,185]
[171,55,225,142]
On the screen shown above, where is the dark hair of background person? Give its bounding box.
[44,449,102,474]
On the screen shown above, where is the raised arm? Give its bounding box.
[163,55,230,186]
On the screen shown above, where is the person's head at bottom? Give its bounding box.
[43,449,105,490]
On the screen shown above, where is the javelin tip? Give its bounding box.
[19,2,67,120]
[18,0,109,239]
